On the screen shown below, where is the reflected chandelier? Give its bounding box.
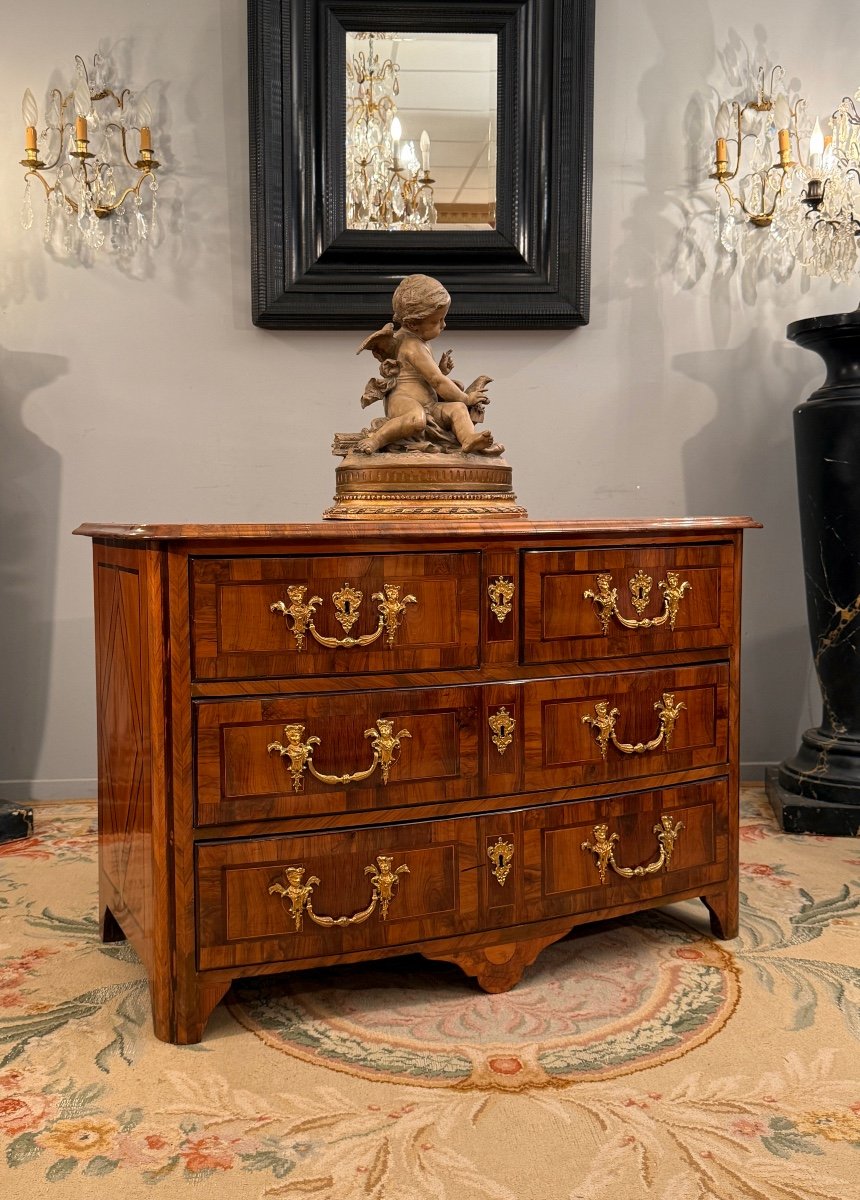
[709,65,860,283]
[19,52,160,256]
[346,35,435,231]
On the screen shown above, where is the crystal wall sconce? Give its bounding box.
[707,63,860,283]
[708,66,805,236]
[19,52,161,255]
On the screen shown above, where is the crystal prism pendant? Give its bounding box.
[21,179,34,230]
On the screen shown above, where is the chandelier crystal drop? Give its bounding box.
[346,34,436,231]
[18,52,162,258]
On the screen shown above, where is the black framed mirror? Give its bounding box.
[249,0,594,328]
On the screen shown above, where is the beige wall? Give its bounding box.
[1,0,859,797]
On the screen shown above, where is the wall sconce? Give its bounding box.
[19,52,160,255]
[708,64,860,283]
[709,66,805,247]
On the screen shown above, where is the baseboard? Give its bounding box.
[0,779,98,801]
[740,762,772,783]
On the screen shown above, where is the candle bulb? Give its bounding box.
[714,101,731,141]
[22,88,38,127]
[137,96,152,131]
[420,129,431,172]
[809,117,824,174]
[823,134,835,172]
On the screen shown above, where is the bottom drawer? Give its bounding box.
[196,817,481,970]
[196,778,731,972]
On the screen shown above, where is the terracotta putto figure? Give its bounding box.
[325,273,525,518]
[354,274,504,456]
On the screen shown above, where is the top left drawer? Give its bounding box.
[190,552,480,680]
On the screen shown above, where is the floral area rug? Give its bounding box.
[1,787,858,1199]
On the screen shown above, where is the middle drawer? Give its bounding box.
[195,662,729,826]
[196,686,480,825]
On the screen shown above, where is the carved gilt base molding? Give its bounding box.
[324,450,528,520]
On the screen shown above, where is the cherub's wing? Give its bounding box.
[357,322,398,362]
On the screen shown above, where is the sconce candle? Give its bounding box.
[21,88,40,157]
[714,137,728,172]
[75,114,88,142]
[140,126,152,152]
[391,116,402,168]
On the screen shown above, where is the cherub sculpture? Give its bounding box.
[353,274,504,456]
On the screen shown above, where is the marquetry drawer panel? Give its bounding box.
[195,686,479,826]
[196,816,480,970]
[191,551,480,680]
[523,663,728,792]
[524,778,729,918]
[522,542,733,663]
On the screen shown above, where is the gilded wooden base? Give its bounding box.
[324,450,528,520]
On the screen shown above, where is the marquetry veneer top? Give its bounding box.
[74,517,761,543]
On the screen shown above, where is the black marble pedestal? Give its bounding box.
[771,310,860,835]
[0,800,34,844]
[766,768,860,836]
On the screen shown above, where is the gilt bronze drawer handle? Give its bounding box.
[267,719,411,792]
[581,693,686,760]
[580,815,684,885]
[488,576,515,623]
[488,837,515,886]
[268,856,409,932]
[583,570,691,635]
[271,582,417,651]
[488,706,516,755]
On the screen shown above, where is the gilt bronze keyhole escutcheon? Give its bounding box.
[488,837,514,886]
[488,706,515,755]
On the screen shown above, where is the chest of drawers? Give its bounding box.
[75,518,757,1044]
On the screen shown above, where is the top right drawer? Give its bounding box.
[522,543,734,663]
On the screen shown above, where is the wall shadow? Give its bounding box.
[0,343,66,796]
[605,0,717,432]
[675,327,822,768]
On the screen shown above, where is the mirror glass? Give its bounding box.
[345,31,497,231]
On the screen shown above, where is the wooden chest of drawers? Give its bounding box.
[75,518,757,1044]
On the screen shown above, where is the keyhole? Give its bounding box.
[496,853,504,868]
[344,601,351,614]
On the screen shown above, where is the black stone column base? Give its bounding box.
[0,800,34,845]
[766,767,860,836]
